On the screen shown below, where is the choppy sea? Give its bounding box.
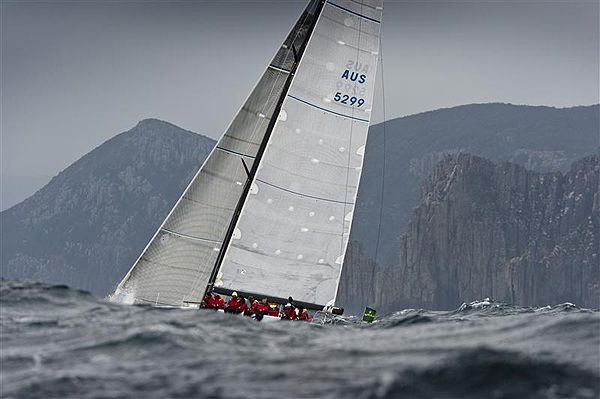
[1,279,599,399]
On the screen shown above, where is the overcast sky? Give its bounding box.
[2,0,599,179]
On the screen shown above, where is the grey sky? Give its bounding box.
[2,0,599,180]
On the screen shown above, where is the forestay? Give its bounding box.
[114,0,322,306]
[217,0,382,306]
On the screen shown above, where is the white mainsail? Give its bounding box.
[115,0,382,309]
[217,1,382,306]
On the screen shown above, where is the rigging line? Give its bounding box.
[336,0,365,302]
[373,17,387,271]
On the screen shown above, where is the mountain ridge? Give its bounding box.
[1,119,215,295]
[2,104,598,303]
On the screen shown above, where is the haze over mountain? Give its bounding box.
[1,104,598,310]
[1,175,52,211]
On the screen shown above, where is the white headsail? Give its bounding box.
[115,0,382,309]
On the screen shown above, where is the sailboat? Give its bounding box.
[113,0,383,317]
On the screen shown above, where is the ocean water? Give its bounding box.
[1,280,599,399]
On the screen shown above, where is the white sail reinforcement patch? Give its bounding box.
[344,211,353,221]
[279,110,288,121]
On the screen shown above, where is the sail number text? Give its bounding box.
[333,61,370,108]
[334,92,365,107]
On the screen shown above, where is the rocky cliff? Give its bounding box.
[1,119,215,296]
[348,103,599,270]
[366,153,599,312]
[340,103,599,312]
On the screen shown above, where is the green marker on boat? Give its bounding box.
[363,307,376,323]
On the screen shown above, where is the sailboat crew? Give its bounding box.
[201,292,224,310]
[225,292,244,313]
[237,296,248,314]
[201,292,213,309]
[244,296,258,316]
[257,298,269,313]
[266,303,279,317]
[212,294,224,310]
[281,297,298,320]
[297,308,310,322]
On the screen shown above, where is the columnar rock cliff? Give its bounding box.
[368,153,599,312]
[349,104,599,272]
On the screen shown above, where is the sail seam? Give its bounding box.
[347,0,379,13]
[287,94,370,122]
[268,64,291,74]
[181,196,234,212]
[327,1,381,24]
[215,146,256,159]
[139,257,211,273]
[161,228,222,245]
[256,178,354,205]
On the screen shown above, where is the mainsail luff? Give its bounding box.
[114,0,325,306]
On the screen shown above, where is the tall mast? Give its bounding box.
[205,0,327,296]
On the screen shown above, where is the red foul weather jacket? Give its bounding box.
[281,306,297,320]
[211,295,224,310]
[201,295,213,309]
[298,310,310,322]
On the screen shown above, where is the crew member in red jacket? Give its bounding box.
[297,307,310,322]
[281,305,297,320]
[266,303,279,317]
[211,294,224,310]
[200,293,213,309]
[281,297,298,320]
[237,296,248,314]
[244,296,258,316]
[257,298,269,314]
[225,292,242,313]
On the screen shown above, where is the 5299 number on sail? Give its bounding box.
[334,92,365,107]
